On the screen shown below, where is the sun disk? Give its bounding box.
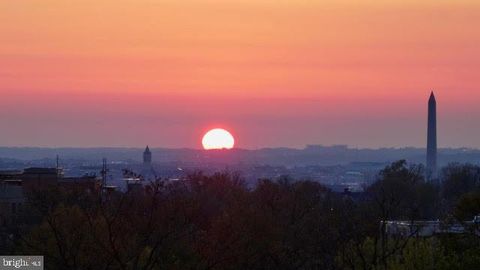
[202,128,235,150]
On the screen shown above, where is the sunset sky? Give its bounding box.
[1,0,479,148]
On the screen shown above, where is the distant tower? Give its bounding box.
[426,92,437,181]
[143,146,152,165]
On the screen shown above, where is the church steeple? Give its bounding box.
[143,145,152,165]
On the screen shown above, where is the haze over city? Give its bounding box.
[2,1,480,269]
[2,0,480,148]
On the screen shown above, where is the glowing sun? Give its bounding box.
[202,128,235,150]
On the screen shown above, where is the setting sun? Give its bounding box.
[202,128,235,150]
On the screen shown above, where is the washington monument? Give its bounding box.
[426,92,437,181]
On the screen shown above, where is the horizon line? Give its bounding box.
[0,145,478,151]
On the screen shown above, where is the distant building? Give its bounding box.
[0,179,25,227]
[143,146,152,165]
[125,177,144,193]
[0,167,100,193]
[59,175,101,193]
[384,217,480,237]
[0,167,105,247]
[0,170,22,181]
[11,167,61,191]
[426,92,438,181]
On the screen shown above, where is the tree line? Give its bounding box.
[2,160,480,269]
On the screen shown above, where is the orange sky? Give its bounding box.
[1,0,479,148]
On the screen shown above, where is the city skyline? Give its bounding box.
[1,0,480,148]
[1,1,479,268]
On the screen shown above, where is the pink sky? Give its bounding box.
[1,0,479,148]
